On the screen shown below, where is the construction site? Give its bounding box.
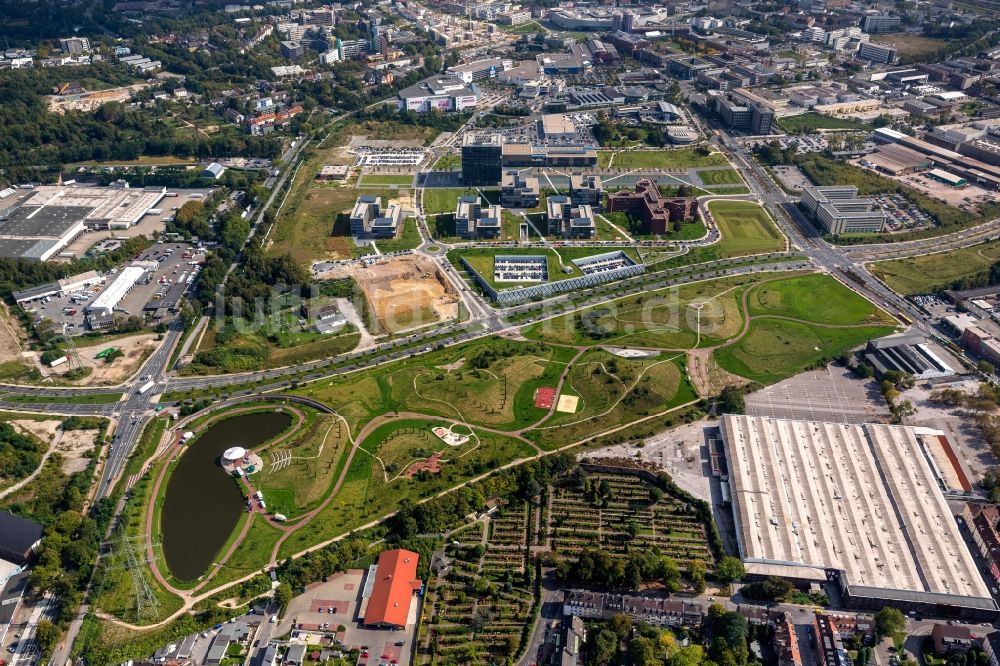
[319,255,459,334]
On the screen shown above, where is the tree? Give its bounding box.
[874,607,906,637]
[978,360,996,375]
[670,645,705,666]
[274,582,292,610]
[715,556,746,583]
[689,561,706,594]
[34,620,61,655]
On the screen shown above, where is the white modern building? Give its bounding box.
[86,266,146,317]
[397,76,480,113]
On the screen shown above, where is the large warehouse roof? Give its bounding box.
[363,549,421,628]
[721,415,991,601]
[88,266,145,316]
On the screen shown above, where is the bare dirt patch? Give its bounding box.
[9,420,99,474]
[687,348,749,397]
[48,333,160,385]
[10,419,60,444]
[318,255,459,334]
[55,429,100,473]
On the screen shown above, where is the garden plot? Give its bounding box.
[548,473,713,570]
[418,502,537,666]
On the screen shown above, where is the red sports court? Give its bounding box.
[534,387,556,409]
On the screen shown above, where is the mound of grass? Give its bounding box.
[714,319,893,383]
[708,200,786,257]
[747,273,889,325]
[697,169,744,185]
[777,113,869,133]
[598,148,730,169]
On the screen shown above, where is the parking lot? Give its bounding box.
[771,164,812,191]
[22,242,202,336]
[279,570,418,666]
[747,364,891,424]
[870,193,932,233]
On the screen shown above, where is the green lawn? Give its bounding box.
[598,148,730,169]
[375,218,422,253]
[423,188,489,215]
[433,153,462,170]
[747,273,891,326]
[1,392,122,404]
[714,320,894,384]
[777,113,869,133]
[708,200,786,257]
[523,274,758,348]
[360,174,416,186]
[869,240,1000,295]
[697,169,744,186]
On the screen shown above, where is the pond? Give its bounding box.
[160,410,292,582]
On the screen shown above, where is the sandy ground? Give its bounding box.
[582,420,711,501]
[40,333,160,384]
[8,419,99,475]
[46,83,152,114]
[10,419,59,444]
[0,302,29,367]
[904,379,994,483]
[320,255,458,333]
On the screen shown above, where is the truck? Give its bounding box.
[138,380,155,394]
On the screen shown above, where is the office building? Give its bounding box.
[500,144,597,169]
[861,13,901,34]
[606,179,696,235]
[714,95,774,134]
[858,42,897,64]
[455,196,502,239]
[569,174,603,208]
[59,37,90,55]
[280,40,304,59]
[500,171,540,208]
[446,58,512,83]
[721,414,998,621]
[461,134,503,186]
[0,512,42,565]
[800,185,886,234]
[397,76,479,113]
[350,195,403,239]
[546,196,595,238]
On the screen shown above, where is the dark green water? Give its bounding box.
[161,410,292,581]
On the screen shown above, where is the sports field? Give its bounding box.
[868,240,1000,295]
[708,200,786,257]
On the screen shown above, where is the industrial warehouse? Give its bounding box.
[719,414,998,620]
[0,184,167,260]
